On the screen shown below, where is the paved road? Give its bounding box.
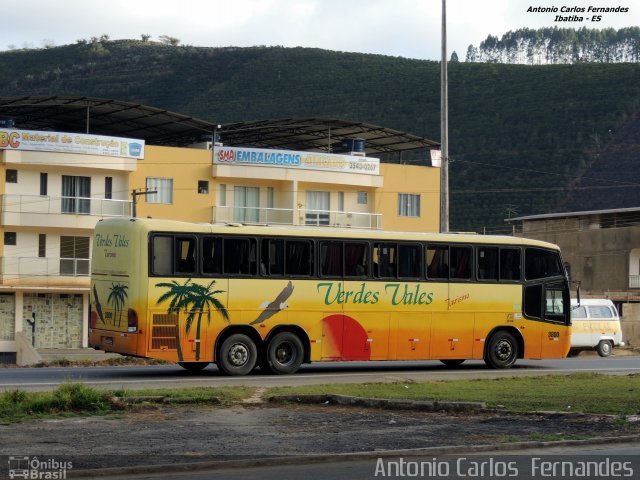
[1,355,638,391]
[76,442,640,479]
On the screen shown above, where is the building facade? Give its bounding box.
[1,129,440,363]
[508,208,640,346]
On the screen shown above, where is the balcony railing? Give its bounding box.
[301,209,382,229]
[630,275,640,289]
[213,206,382,229]
[1,194,131,217]
[1,257,90,278]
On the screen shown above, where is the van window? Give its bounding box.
[571,306,587,319]
[588,306,614,319]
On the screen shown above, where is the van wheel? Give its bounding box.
[266,332,304,375]
[440,359,465,367]
[596,340,612,357]
[484,331,518,369]
[217,334,257,376]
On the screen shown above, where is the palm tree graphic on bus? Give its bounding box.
[155,279,229,361]
[107,283,128,327]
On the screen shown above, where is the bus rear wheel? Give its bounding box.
[265,332,304,375]
[217,333,257,376]
[178,362,209,371]
[484,331,518,369]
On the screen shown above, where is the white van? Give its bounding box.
[569,299,624,357]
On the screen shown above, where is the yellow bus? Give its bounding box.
[89,217,571,375]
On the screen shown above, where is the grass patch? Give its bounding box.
[0,383,114,423]
[42,356,171,367]
[0,383,255,423]
[269,373,640,416]
[111,386,255,405]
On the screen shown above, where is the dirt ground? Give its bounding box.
[1,403,639,472]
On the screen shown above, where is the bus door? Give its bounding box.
[542,281,569,358]
[523,281,569,358]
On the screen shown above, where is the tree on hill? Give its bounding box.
[467,27,640,64]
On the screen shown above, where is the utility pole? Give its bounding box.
[439,0,449,233]
[131,188,157,217]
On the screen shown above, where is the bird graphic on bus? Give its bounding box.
[251,280,294,325]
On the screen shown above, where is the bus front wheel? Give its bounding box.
[484,331,518,369]
[266,332,304,375]
[217,333,257,376]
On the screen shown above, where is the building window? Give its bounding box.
[338,192,344,212]
[62,175,91,214]
[219,184,227,206]
[305,191,330,225]
[398,193,420,217]
[40,173,48,196]
[38,234,46,258]
[60,236,90,276]
[105,177,113,199]
[234,186,260,223]
[198,180,209,194]
[146,177,173,204]
[357,191,368,205]
[6,169,17,183]
[4,232,16,246]
[267,187,274,209]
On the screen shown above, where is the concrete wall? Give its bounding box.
[621,302,640,347]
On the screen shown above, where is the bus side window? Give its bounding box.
[175,236,196,274]
[525,248,563,280]
[345,242,369,278]
[286,240,312,276]
[450,246,472,280]
[224,238,257,275]
[320,241,343,277]
[426,245,448,280]
[524,284,543,319]
[152,235,173,276]
[477,246,498,281]
[262,238,284,276]
[374,243,396,278]
[500,248,521,281]
[398,243,422,279]
[202,236,222,275]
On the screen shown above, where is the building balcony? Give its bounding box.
[0,257,90,287]
[1,194,131,229]
[212,206,382,229]
[630,275,640,289]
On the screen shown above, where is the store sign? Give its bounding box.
[214,146,380,175]
[0,129,145,159]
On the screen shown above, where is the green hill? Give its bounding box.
[2,39,640,232]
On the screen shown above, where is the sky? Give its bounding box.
[1,0,638,60]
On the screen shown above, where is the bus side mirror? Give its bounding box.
[573,281,581,307]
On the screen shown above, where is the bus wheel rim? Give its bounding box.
[228,343,249,367]
[275,342,295,365]
[495,340,512,360]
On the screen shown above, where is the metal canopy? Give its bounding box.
[0,96,439,154]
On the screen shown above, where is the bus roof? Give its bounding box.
[97,217,560,250]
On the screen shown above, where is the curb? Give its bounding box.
[69,434,640,478]
[268,394,487,412]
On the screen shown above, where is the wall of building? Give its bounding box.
[519,220,640,292]
[375,163,440,232]
[620,302,640,347]
[132,145,214,222]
